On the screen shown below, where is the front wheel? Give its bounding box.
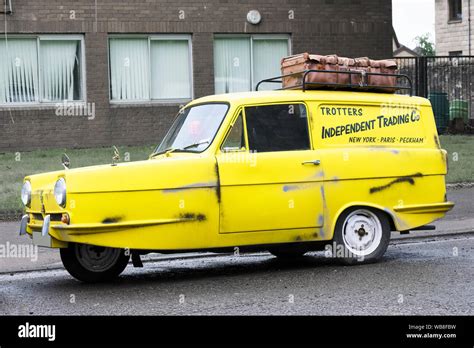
[60,243,130,283]
[332,207,391,265]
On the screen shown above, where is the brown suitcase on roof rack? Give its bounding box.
[369,59,398,89]
[280,53,398,92]
[281,53,343,87]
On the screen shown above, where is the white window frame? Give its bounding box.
[0,34,86,107]
[108,34,194,105]
[214,34,291,92]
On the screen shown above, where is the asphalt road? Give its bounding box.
[0,187,472,315]
[0,234,472,315]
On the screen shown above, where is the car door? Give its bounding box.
[216,102,325,234]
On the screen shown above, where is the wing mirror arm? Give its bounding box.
[61,153,71,170]
[112,146,120,166]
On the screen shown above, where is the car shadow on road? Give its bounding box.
[42,251,393,289]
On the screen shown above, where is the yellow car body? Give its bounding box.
[22,90,454,255]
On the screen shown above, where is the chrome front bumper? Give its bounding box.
[19,214,29,235]
[20,214,54,247]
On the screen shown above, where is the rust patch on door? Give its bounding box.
[179,213,207,222]
[102,216,123,224]
[369,173,423,194]
[214,163,221,203]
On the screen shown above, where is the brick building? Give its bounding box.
[0,0,393,151]
[435,0,473,56]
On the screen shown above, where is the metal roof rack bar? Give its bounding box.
[256,69,414,96]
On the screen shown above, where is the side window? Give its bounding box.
[245,104,310,152]
[222,111,245,151]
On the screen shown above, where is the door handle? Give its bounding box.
[302,160,321,166]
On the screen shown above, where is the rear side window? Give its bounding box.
[245,104,310,152]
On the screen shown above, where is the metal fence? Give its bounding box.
[395,56,474,134]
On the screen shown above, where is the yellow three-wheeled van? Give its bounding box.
[20,75,454,282]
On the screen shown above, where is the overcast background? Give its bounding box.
[392,0,435,48]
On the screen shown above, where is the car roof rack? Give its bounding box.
[255,69,414,96]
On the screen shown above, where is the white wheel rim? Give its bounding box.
[342,209,382,257]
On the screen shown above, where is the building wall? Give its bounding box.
[435,0,473,55]
[0,0,393,151]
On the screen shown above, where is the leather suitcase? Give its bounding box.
[353,57,398,91]
[280,53,398,92]
[281,53,342,87]
[369,59,398,91]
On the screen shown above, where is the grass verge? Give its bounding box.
[440,135,474,184]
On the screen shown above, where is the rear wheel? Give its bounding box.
[332,207,390,265]
[60,243,130,283]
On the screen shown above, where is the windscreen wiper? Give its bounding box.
[181,139,210,150]
[151,140,210,158]
[150,147,178,158]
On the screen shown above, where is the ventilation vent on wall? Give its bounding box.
[0,0,12,14]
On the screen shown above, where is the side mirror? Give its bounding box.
[112,146,120,166]
[61,153,71,170]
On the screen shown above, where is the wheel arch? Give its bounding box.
[329,202,397,240]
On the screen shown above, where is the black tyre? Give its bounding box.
[332,207,391,265]
[60,243,130,283]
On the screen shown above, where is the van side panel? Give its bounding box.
[310,100,451,236]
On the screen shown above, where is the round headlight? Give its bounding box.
[21,181,32,206]
[54,178,67,207]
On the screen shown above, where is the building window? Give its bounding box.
[0,36,84,104]
[109,35,192,102]
[214,35,290,94]
[449,50,463,56]
[448,0,462,21]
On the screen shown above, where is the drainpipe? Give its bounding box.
[2,0,12,15]
[469,0,472,55]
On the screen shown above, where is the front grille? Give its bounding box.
[50,214,62,222]
[32,213,43,221]
[31,213,62,222]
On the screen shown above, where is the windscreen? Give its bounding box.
[155,103,229,154]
